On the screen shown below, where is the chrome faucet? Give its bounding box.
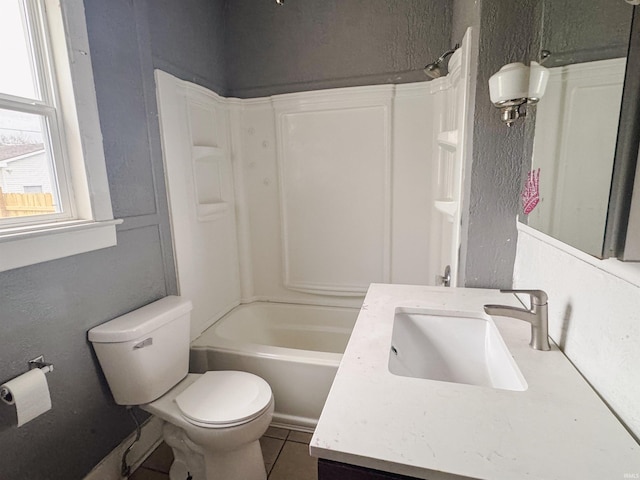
[484,289,550,351]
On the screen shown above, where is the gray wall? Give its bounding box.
[148,0,227,94]
[451,0,480,47]
[541,0,632,67]
[460,0,542,288]
[223,0,453,98]
[0,0,223,478]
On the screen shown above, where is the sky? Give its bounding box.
[0,1,43,143]
[0,0,39,100]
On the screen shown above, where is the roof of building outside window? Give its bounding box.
[0,143,45,162]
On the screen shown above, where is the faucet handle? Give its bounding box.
[500,289,548,306]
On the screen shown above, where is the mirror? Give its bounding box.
[523,0,635,258]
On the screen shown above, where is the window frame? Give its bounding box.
[0,0,120,272]
[0,0,75,227]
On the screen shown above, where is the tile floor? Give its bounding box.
[130,426,317,480]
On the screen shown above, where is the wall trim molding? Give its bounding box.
[226,72,433,100]
[394,81,433,98]
[273,89,394,296]
[271,84,396,107]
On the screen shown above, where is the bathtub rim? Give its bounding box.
[190,300,360,367]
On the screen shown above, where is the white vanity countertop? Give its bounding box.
[310,284,640,480]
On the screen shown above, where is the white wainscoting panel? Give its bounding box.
[235,99,368,307]
[274,88,393,295]
[392,83,436,285]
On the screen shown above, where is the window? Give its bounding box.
[0,0,119,272]
[0,1,71,224]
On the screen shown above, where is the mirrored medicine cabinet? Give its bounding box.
[523,1,640,261]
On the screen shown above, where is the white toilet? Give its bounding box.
[88,296,274,480]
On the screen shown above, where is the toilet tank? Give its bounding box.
[88,296,193,405]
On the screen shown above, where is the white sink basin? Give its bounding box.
[388,308,527,391]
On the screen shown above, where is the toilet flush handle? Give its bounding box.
[133,338,153,350]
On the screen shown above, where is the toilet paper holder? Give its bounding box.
[0,355,53,405]
[28,355,54,374]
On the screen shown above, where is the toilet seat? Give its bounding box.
[175,371,273,428]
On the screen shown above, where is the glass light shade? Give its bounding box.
[488,62,529,104]
[528,61,550,103]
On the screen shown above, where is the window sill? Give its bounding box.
[0,219,123,273]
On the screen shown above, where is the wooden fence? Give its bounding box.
[0,187,56,218]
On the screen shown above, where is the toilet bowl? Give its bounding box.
[88,296,274,480]
[144,373,274,480]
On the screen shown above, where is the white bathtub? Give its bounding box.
[189,302,360,431]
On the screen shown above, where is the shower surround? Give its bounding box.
[155,72,460,333]
[154,32,473,428]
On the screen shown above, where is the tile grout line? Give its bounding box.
[142,465,170,475]
[287,438,310,445]
[131,466,169,479]
[267,430,290,479]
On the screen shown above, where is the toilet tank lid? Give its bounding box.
[88,296,192,343]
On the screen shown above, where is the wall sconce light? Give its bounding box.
[488,61,550,126]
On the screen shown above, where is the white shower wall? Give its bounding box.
[156,54,469,327]
[235,83,451,304]
[156,72,242,338]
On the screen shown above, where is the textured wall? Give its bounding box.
[461,0,542,288]
[223,0,452,98]
[451,0,480,46]
[541,0,633,67]
[147,0,227,94]
[0,0,223,477]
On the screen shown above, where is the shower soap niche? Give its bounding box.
[434,199,457,220]
[437,129,458,150]
[191,146,229,221]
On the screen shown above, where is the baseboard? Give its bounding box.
[270,419,315,434]
[83,415,164,480]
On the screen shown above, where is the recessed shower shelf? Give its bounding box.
[192,145,223,160]
[434,199,457,219]
[197,202,229,221]
[190,145,228,222]
[437,130,459,151]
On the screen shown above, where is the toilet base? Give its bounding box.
[163,422,267,480]
[163,422,206,480]
[141,374,273,480]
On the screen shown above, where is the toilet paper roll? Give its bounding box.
[0,368,52,427]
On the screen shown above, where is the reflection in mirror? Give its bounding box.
[524,1,634,257]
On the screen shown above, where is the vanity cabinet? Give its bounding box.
[318,459,421,480]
